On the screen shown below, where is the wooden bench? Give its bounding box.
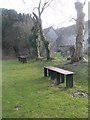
[44,66,74,88]
[18,56,27,63]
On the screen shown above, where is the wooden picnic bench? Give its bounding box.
[18,56,27,63]
[44,66,74,88]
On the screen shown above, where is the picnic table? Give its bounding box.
[44,66,74,88]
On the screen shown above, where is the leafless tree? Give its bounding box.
[32,0,53,59]
[70,1,87,63]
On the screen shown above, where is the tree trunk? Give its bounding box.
[33,12,50,60]
[44,40,50,60]
[39,24,50,60]
[38,17,50,60]
[74,26,84,61]
[37,30,41,58]
[71,2,85,63]
[70,45,75,63]
[46,46,50,60]
[37,43,40,58]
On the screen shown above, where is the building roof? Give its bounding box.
[43,26,52,35]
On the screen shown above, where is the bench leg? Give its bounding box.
[20,58,22,62]
[23,58,26,63]
[48,70,51,77]
[56,73,60,85]
[23,58,25,63]
[44,68,47,77]
[53,72,56,80]
[61,74,64,83]
[25,58,27,63]
[51,71,55,80]
[18,57,20,61]
[21,58,23,62]
[24,58,27,63]
[23,58,24,63]
[66,74,73,88]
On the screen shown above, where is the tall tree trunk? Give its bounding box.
[36,40,41,58]
[33,13,41,59]
[70,45,75,63]
[33,12,50,60]
[39,20,50,60]
[37,30,41,58]
[45,41,50,60]
[70,2,85,63]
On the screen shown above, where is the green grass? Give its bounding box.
[2,54,88,118]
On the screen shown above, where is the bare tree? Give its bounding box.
[32,0,53,59]
[70,1,86,63]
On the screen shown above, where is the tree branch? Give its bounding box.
[33,0,53,18]
[40,0,53,15]
[38,0,42,18]
[83,0,87,7]
[32,12,38,22]
[72,18,77,21]
[33,7,38,12]
[38,0,42,10]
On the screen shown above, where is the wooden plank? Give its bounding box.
[44,68,47,77]
[51,71,55,80]
[66,74,73,88]
[61,74,64,83]
[48,69,51,77]
[21,57,23,62]
[56,72,60,85]
[44,66,73,75]
[18,56,20,61]
[23,58,27,63]
[20,56,26,58]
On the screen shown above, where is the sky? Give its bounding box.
[0,0,89,29]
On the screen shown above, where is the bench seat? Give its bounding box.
[45,66,73,75]
[44,66,74,88]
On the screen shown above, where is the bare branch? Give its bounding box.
[32,12,38,21]
[38,0,42,18]
[33,7,38,12]
[32,0,53,18]
[40,0,53,14]
[38,0,42,10]
[71,18,77,22]
[83,0,87,7]
[40,2,48,14]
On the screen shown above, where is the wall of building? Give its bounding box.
[56,21,89,55]
[46,28,58,42]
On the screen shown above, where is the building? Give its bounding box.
[43,26,58,57]
[56,21,89,55]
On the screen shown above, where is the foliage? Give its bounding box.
[2,9,18,49]
[2,9,34,57]
[32,0,51,59]
[2,8,51,59]
[29,19,38,57]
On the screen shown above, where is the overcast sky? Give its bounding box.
[0,0,89,28]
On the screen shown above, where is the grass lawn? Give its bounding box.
[2,54,88,118]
